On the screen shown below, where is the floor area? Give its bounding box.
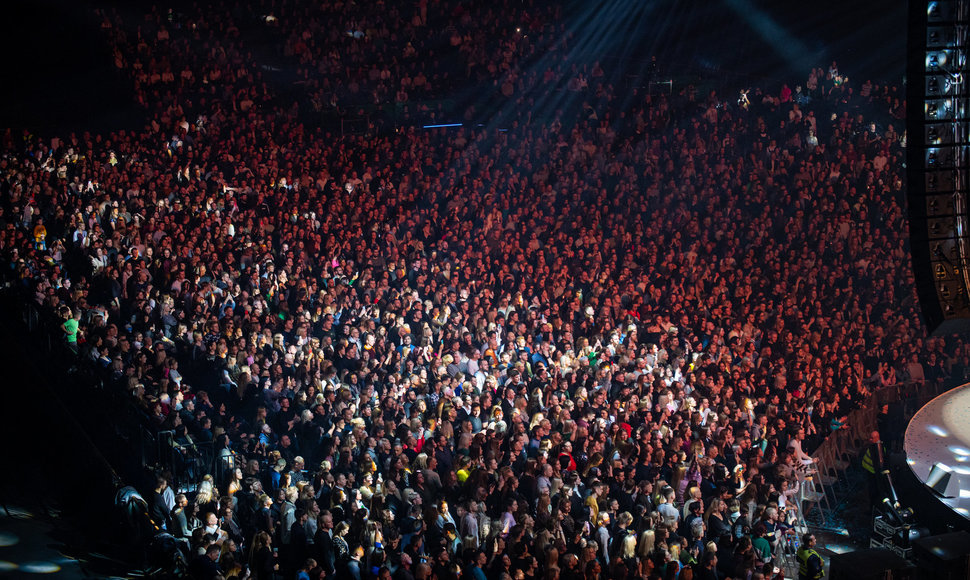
[0,503,142,579]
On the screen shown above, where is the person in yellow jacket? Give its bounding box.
[33,217,47,251]
[861,431,885,507]
[797,533,824,580]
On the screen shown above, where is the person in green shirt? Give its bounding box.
[61,307,79,354]
[751,523,773,565]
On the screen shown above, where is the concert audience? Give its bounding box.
[0,1,942,579]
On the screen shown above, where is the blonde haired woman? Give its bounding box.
[613,532,639,578]
[638,529,656,559]
[413,453,429,471]
[638,528,657,576]
[195,478,218,515]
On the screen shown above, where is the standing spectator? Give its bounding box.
[861,431,886,507]
[150,477,171,531]
[796,533,824,580]
[60,307,79,354]
[249,531,277,580]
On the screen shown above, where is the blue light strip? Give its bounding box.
[422,123,463,129]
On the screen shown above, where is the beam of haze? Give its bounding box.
[722,0,822,74]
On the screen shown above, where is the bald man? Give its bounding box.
[861,431,885,507]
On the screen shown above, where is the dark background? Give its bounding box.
[0,0,906,135]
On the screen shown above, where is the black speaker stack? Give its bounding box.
[907,0,970,334]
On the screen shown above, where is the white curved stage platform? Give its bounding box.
[904,383,970,520]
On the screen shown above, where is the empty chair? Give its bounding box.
[797,474,830,528]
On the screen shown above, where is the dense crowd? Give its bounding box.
[0,1,963,580]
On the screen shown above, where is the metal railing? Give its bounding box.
[9,290,218,493]
[811,377,949,474]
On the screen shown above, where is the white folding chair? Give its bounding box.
[828,430,853,478]
[813,447,843,498]
[797,474,830,527]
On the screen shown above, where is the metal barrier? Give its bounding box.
[9,292,218,494]
[812,378,948,472]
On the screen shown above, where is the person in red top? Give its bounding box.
[559,440,577,472]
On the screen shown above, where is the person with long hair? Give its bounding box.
[614,532,640,579]
[249,531,277,580]
[704,499,729,545]
[333,521,351,563]
[636,529,656,577]
[435,499,456,533]
[185,501,202,535]
[219,550,244,580]
[739,484,759,526]
[195,478,219,516]
[227,467,244,500]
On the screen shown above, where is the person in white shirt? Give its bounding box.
[657,486,680,528]
[787,427,814,470]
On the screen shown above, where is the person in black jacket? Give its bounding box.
[313,511,336,578]
[190,544,222,580]
[249,531,277,580]
[693,550,720,580]
[287,510,310,577]
[150,476,172,531]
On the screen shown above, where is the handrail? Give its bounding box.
[812,378,945,464]
[4,289,218,493]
